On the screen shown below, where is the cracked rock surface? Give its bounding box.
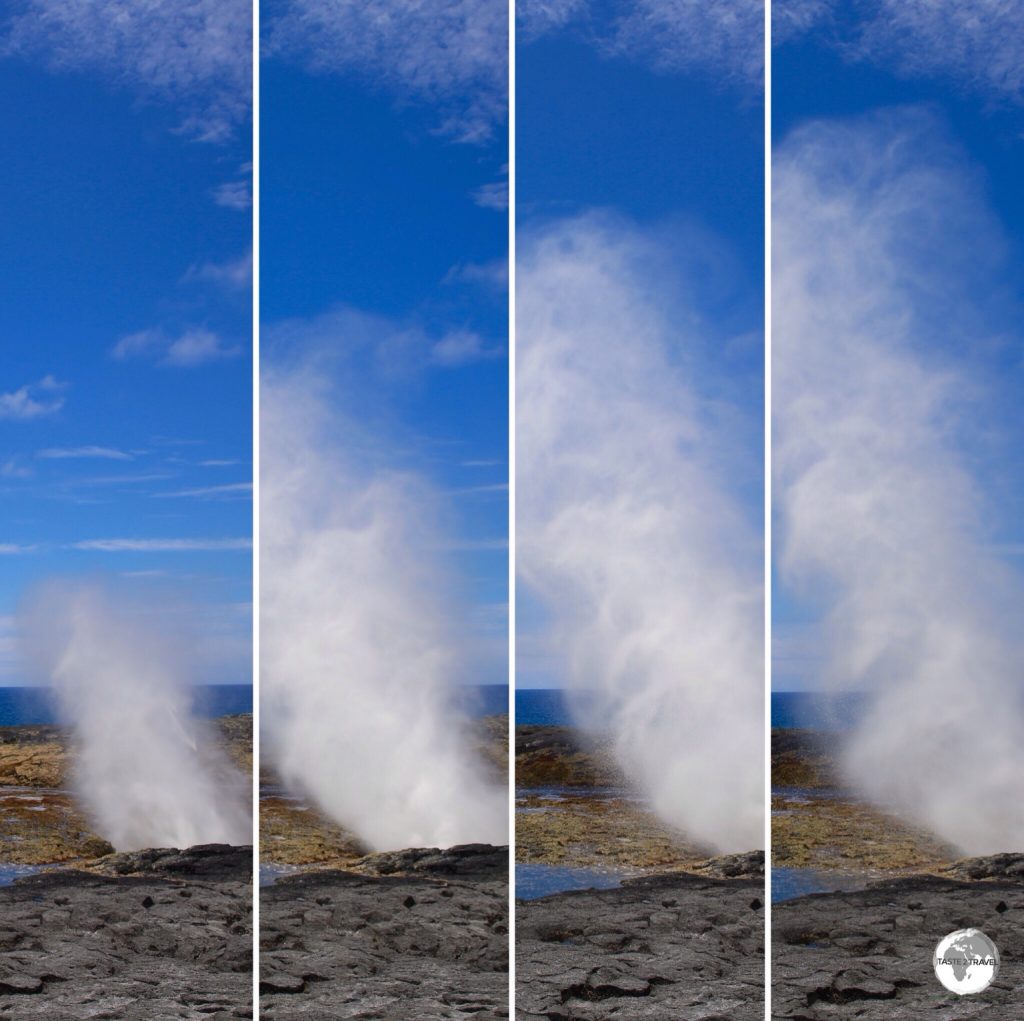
[260,843,509,1020]
[516,871,765,1020]
[772,861,1024,1019]
[0,843,252,1020]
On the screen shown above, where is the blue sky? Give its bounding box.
[261,2,509,686]
[772,2,1024,690]
[516,6,766,688]
[0,3,252,686]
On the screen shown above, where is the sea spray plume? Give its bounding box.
[517,215,764,852]
[774,108,1024,853]
[18,582,251,849]
[260,361,507,850]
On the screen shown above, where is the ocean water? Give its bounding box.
[517,689,863,729]
[0,684,252,727]
[771,692,866,731]
[455,684,509,718]
[0,864,41,887]
[772,867,872,903]
[516,863,630,900]
[516,688,571,725]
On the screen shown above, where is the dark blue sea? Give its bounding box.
[456,684,509,717]
[771,692,866,731]
[517,689,863,729]
[516,688,571,725]
[0,684,253,727]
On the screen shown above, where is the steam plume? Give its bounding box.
[18,582,251,850]
[260,359,507,851]
[517,214,764,852]
[774,108,1024,853]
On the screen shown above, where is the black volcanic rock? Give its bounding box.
[773,869,1024,1019]
[0,843,252,1019]
[517,872,765,1020]
[260,844,509,1020]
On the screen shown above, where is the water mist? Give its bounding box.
[18,582,251,850]
[774,109,1024,853]
[260,360,507,851]
[517,215,764,853]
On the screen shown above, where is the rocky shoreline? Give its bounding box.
[0,843,252,1020]
[772,854,1024,1019]
[260,843,509,1020]
[515,725,722,872]
[772,729,959,875]
[517,866,765,1019]
[515,724,765,1018]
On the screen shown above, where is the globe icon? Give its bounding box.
[933,929,999,995]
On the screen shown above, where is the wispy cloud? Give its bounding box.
[38,445,132,461]
[267,304,502,376]
[72,537,251,552]
[444,259,508,290]
[213,179,252,210]
[0,543,37,554]
[183,250,252,288]
[518,0,587,40]
[1,0,252,141]
[771,0,832,45]
[520,0,764,88]
[68,472,174,488]
[1,458,32,478]
[155,482,252,500]
[265,0,508,142]
[0,375,66,420]
[429,330,503,367]
[112,327,241,367]
[774,0,1024,104]
[472,175,508,211]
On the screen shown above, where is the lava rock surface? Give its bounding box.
[773,861,1024,1019]
[517,871,765,1020]
[0,843,252,1020]
[260,843,509,1020]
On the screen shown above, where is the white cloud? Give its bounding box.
[2,0,252,141]
[472,178,508,211]
[265,0,508,142]
[38,445,132,460]
[155,482,252,499]
[267,304,502,377]
[775,0,1024,104]
[429,330,503,367]
[0,543,37,554]
[771,0,832,44]
[518,0,587,40]
[213,179,251,210]
[0,375,66,420]
[521,0,764,87]
[184,250,252,288]
[111,327,241,367]
[72,537,251,552]
[444,259,508,290]
[1,458,32,478]
[164,329,241,366]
